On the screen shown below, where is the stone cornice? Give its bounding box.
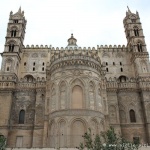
[49,109,104,119]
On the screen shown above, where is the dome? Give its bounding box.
[67,33,78,49]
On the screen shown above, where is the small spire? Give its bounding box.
[127,6,131,13]
[18,6,21,13]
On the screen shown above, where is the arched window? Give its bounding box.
[9,44,15,52]
[133,27,139,36]
[72,85,83,109]
[130,109,136,123]
[120,68,123,72]
[19,110,25,124]
[137,42,143,52]
[11,30,17,37]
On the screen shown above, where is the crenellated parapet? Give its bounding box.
[25,45,51,49]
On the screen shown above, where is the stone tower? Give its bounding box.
[1,7,26,75]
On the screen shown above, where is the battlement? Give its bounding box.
[24,45,128,51]
[24,45,51,49]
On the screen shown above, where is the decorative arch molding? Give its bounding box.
[32,53,38,58]
[51,84,56,112]
[119,104,127,124]
[108,105,118,124]
[116,52,124,58]
[90,118,99,137]
[6,40,17,45]
[70,118,87,148]
[102,52,110,58]
[57,119,67,147]
[10,25,19,31]
[23,74,35,82]
[70,78,85,109]
[89,81,96,110]
[59,81,67,109]
[4,58,14,72]
[49,120,56,148]
[70,78,85,87]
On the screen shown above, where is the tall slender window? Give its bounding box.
[121,68,123,72]
[137,42,143,52]
[130,109,136,123]
[133,27,139,36]
[9,44,15,52]
[19,110,25,124]
[106,68,109,72]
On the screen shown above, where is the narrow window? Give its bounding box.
[106,62,108,66]
[24,62,26,66]
[42,62,45,66]
[33,62,35,66]
[12,44,14,52]
[7,67,9,71]
[106,68,109,72]
[14,20,18,23]
[134,27,139,37]
[113,62,115,65]
[120,62,122,66]
[137,42,143,52]
[14,30,17,37]
[130,109,136,123]
[19,110,25,124]
[121,68,123,72]
[42,67,44,71]
[33,67,35,71]
[11,31,13,37]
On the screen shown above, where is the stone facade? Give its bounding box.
[0,7,150,148]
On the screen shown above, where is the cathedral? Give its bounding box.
[0,7,150,148]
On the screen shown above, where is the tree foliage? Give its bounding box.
[78,127,140,150]
[0,135,6,150]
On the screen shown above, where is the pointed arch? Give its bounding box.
[137,42,143,52]
[129,109,136,123]
[71,118,86,148]
[71,78,85,109]
[19,109,25,124]
[5,58,13,72]
[108,105,117,124]
[133,26,139,36]
[58,119,67,147]
[119,104,127,123]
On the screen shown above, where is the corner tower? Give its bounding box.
[1,7,26,75]
[123,7,150,76]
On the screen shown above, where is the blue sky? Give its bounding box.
[0,0,150,61]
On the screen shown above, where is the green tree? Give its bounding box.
[0,135,6,150]
[78,127,140,150]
